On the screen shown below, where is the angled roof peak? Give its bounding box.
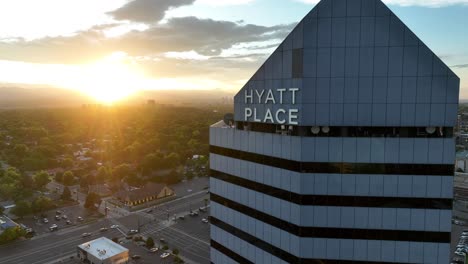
[234,0,459,127]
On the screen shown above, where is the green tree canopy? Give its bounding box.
[61,186,72,201]
[146,237,155,248]
[32,196,53,213]
[33,171,50,189]
[11,201,31,218]
[0,226,26,245]
[62,171,74,186]
[84,192,101,209]
[96,166,109,183]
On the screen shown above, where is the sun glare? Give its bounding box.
[70,52,143,104]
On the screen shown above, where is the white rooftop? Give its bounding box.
[78,237,128,260]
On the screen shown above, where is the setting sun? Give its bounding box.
[69,52,143,103]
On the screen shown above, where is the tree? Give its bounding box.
[172,248,179,255]
[174,256,184,264]
[61,158,74,169]
[61,186,72,201]
[164,153,180,168]
[55,172,63,183]
[0,226,26,245]
[96,166,109,183]
[146,237,155,248]
[112,164,132,181]
[84,192,101,209]
[62,171,74,186]
[162,245,169,250]
[33,171,50,189]
[0,205,4,215]
[32,196,53,213]
[13,144,28,158]
[112,237,119,243]
[11,201,31,218]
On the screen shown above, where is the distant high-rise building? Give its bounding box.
[209,0,459,263]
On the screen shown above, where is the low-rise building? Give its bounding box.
[77,237,129,264]
[114,183,174,206]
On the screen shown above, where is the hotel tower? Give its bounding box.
[210,0,460,263]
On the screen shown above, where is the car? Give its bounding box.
[199,206,206,212]
[150,247,159,253]
[131,255,141,260]
[100,227,108,232]
[128,229,138,234]
[62,215,68,219]
[43,218,49,223]
[160,252,170,259]
[146,209,153,213]
[55,210,62,215]
[66,220,72,225]
[77,216,84,222]
[49,224,58,231]
[202,218,209,223]
[33,216,38,220]
[178,216,185,220]
[55,215,61,221]
[159,238,166,243]
[110,225,119,229]
[81,233,91,237]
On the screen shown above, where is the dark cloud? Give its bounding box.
[0,17,293,64]
[451,64,468,69]
[118,17,293,56]
[107,0,195,23]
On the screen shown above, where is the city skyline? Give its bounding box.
[0,0,467,102]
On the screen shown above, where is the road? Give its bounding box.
[0,218,118,264]
[114,190,211,264]
[0,186,211,264]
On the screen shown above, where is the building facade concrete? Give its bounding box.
[209,0,460,263]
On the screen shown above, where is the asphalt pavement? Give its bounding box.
[0,178,210,264]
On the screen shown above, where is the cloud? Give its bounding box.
[108,0,195,23]
[0,16,292,64]
[196,0,255,5]
[452,64,468,69]
[296,0,468,7]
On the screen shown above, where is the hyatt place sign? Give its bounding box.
[244,88,299,125]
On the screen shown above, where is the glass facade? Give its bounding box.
[210,0,459,263]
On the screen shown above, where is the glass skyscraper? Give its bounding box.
[209,0,459,263]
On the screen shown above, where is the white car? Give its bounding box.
[110,225,119,229]
[202,218,209,223]
[150,247,159,253]
[160,252,170,258]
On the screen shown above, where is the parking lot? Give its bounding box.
[16,204,102,236]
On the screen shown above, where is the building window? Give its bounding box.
[292,48,303,78]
